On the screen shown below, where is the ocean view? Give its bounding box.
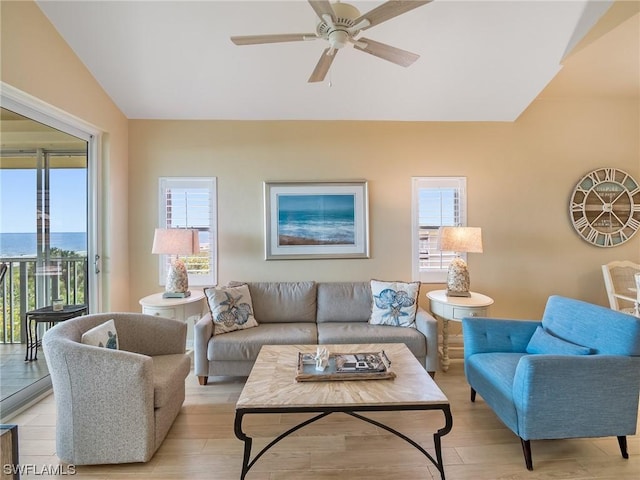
[0,232,87,257]
[278,210,356,245]
[277,194,356,245]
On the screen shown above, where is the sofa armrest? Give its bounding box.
[194,312,213,377]
[415,307,438,372]
[513,354,640,439]
[462,318,540,359]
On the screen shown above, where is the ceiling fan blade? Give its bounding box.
[354,0,432,31]
[353,37,419,67]
[308,48,337,83]
[308,0,335,22]
[231,33,317,45]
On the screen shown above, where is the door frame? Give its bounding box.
[1,82,103,312]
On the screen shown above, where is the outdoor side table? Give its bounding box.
[25,304,87,361]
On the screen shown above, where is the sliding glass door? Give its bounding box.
[0,103,97,418]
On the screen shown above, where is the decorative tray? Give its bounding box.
[295,350,395,382]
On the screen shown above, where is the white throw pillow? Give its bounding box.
[81,319,119,349]
[205,284,259,335]
[369,279,420,327]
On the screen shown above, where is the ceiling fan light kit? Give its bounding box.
[230,0,431,83]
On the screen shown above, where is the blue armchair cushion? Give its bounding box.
[526,326,592,355]
[542,295,640,355]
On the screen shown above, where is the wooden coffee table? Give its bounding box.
[234,343,452,479]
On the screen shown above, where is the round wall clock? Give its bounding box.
[570,168,640,247]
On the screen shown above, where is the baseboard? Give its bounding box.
[0,376,52,423]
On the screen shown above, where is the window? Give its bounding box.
[411,177,467,282]
[158,177,217,287]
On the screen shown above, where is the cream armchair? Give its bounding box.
[42,313,191,465]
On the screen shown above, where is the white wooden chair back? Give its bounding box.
[602,260,640,315]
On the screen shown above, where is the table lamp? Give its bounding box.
[152,228,199,298]
[439,226,483,297]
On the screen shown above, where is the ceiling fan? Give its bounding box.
[231,0,432,83]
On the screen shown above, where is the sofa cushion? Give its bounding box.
[465,352,526,434]
[317,322,426,360]
[369,279,419,327]
[316,282,372,323]
[151,353,191,408]
[208,323,318,361]
[526,326,593,355]
[81,319,119,350]
[241,282,317,323]
[205,284,259,335]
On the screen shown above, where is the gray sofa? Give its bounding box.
[194,281,438,385]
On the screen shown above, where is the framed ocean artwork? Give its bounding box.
[264,181,369,260]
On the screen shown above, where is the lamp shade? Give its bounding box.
[152,228,199,255]
[439,227,483,253]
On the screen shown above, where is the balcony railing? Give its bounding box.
[0,256,87,344]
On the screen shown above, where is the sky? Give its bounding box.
[278,194,355,213]
[0,168,87,233]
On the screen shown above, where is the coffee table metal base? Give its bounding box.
[234,403,453,480]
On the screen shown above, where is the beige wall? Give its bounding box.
[3,1,638,321]
[1,1,130,310]
[128,93,639,319]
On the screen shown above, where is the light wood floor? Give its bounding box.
[10,361,640,479]
[1,343,50,401]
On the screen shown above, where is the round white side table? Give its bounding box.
[426,289,494,372]
[139,289,206,350]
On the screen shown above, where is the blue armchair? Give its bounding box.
[462,295,640,470]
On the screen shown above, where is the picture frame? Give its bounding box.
[264,181,369,260]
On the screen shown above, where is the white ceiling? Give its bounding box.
[35,0,620,121]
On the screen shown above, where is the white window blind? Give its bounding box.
[411,177,467,282]
[158,177,217,287]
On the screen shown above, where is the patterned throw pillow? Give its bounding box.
[369,279,420,327]
[81,319,119,349]
[205,284,259,335]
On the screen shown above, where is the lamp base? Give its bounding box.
[165,258,190,298]
[446,289,471,297]
[162,291,191,299]
[446,257,471,298]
